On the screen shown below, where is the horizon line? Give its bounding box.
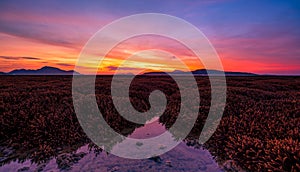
[1,65,300,76]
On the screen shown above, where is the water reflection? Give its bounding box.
[0,117,221,172]
[128,117,165,139]
[110,117,179,159]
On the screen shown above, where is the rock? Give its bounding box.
[136,142,143,147]
[165,160,172,167]
[158,144,167,150]
[109,166,120,172]
[17,167,30,172]
[149,156,162,163]
[222,160,244,172]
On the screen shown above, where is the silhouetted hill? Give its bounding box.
[7,66,80,75]
[0,67,257,76]
[144,69,258,76]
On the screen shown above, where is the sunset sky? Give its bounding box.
[0,0,299,75]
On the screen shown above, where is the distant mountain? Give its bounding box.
[6,66,80,75]
[0,67,257,76]
[144,69,257,76]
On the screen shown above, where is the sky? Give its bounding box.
[0,0,299,75]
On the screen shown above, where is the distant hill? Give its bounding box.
[144,69,258,76]
[3,66,80,75]
[0,66,257,76]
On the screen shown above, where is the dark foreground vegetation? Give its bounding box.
[0,76,299,171]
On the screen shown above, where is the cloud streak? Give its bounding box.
[56,63,74,67]
[0,56,41,60]
[106,65,141,71]
[0,20,81,49]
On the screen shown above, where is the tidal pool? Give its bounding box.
[0,118,221,172]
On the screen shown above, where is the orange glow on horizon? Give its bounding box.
[1,33,298,75]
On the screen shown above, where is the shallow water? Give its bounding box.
[0,118,221,171]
